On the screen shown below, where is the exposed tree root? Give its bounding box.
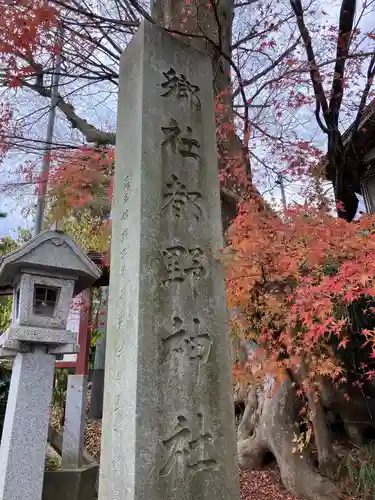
[237,375,341,500]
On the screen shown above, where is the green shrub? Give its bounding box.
[344,443,375,499]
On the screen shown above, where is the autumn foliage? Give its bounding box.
[46,147,115,215]
[1,0,375,397]
[0,0,58,86]
[226,198,375,390]
[0,103,14,163]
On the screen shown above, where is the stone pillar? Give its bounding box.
[62,289,92,468]
[99,21,240,500]
[75,289,92,376]
[0,348,55,500]
[89,287,108,419]
[62,375,87,468]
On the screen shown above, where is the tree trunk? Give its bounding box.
[237,375,341,500]
[327,129,358,222]
[299,358,338,478]
[319,376,375,446]
[151,0,248,232]
[151,0,233,106]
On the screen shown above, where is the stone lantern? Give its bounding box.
[0,230,101,500]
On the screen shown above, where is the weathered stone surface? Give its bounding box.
[0,339,29,357]
[47,343,79,355]
[14,273,75,330]
[0,349,55,500]
[43,464,98,500]
[1,326,77,345]
[0,231,101,500]
[0,231,101,296]
[62,375,88,468]
[99,21,240,500]
[0,231,101,345]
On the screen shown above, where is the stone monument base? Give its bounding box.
[43,464,98,500]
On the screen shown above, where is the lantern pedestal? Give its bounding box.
[43,464,98,500]
[0,349,55,500]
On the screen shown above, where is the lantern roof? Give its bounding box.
[0,230,101,295]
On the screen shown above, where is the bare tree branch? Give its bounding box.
[21,80,115,145]
[289,0,330,133]
[232,38,300,99]
[329,0,357,127]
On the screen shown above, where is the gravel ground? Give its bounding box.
[85,417,358,500]
[85,419,299,499]
[240,467,300,500]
